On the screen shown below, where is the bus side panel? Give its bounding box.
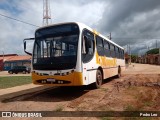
[88,70,97,85]
[103,69,111,79]
[82,58,98,85]
[82,54,99,85]
[116,59,126,72]
[103,67,118,79]
[96,53,119,79]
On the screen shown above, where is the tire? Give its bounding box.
[23,71,26,74]
[9,71,13,74]
[116,66,121,78]
[93,69,103,89]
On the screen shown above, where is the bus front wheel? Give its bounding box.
[94,69,103,89]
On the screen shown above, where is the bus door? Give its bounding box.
[82,29,95,85]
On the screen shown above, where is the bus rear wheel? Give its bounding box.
[94,69,103,89]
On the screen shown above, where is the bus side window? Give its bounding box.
[110,44,115,58]
[118,48,121,59]
[104,40,110,57]
[119,49,124,59]
[96,36,104,56]
[115,47,119,58]
[122,50,124,59]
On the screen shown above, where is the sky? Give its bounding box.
[0,0,160,55]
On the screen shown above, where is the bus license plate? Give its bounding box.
[47,78,55,82]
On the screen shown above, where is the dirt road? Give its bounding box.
[124,63,160,74]
[0,63,159,120]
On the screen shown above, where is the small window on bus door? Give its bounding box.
[103,40,110,57]
[96,36,104,56]
[82,29,95,63]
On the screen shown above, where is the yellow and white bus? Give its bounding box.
[24,22,125,88]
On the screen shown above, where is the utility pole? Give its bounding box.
[109,32,112,40]
[127,44,129,54]
[159,43,160,65]
[129,44,131,64]
[43,0,52,26]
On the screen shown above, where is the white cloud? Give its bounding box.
[0,0,160,55]
[0,0,106,55]
[52,0,106,28]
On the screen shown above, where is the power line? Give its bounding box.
[113,38,160,39]
[0,13,40,27]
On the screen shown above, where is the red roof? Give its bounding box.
[0,55,31,62]
[0,54,18,57]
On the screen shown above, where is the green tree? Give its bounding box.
[146,48,159,54]
[131,54,138,63]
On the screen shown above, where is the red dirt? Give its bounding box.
[0,63,160,120]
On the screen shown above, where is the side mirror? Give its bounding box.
[24,41,26,50]
[23,38,35,56]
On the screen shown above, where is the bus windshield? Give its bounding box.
[33,23,79,70]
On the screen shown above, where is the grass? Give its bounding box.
[143,101,154,107]
[54,105,64,111]
[127,86,137,90]
[100,117,153,120]
[100,88,108,92]
[101,117,113,120]
[123,118,152,120]
[0,76,32,89]
[124,105,134,111]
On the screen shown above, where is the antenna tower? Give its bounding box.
[43,0,51,26]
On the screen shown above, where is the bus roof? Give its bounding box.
[36,22,124,50]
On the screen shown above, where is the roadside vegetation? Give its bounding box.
[146,48,159,54]
[0,76,32,89]
[54,105,64,112]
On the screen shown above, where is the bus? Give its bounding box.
[24,22,125,88]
